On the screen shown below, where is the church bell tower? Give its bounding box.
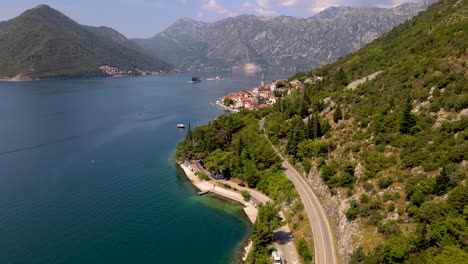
[261,73,265,88]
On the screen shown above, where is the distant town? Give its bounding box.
[216,74,324,111]
[98,65,167,77]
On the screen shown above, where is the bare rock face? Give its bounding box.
[307,165,361,263]
[134,1,435,70]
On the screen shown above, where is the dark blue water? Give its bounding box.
[0,72,289,263]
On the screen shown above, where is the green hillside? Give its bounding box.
[0,5,171,79]
[177,0,467,263]
[267,0,467,262]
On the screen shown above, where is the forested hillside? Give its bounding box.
[265,0,467,262]
[0,5,170,79]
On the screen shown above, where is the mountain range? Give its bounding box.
[134,0,436,71]
[0,5,170,80]
[0,1,436,79]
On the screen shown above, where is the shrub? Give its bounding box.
[297,238,313,262]
[383,235,410,263]
[241,190,251,201]
[363,181,374,191]
[196,171,210,181]
[334,172,355,188]
[321,165,335,182]
[350,247,365,264]
[378,221,400,238]
[346,200,360,220]
[379,176,393,189]
[410,189,426,206]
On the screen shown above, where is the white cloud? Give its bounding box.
[202,0,236,16]
[201,0,420,19]
[256,0,272,9]
[280,0,297,7]
[255,7,277,15]
[253,0,417,14]
[242,1,254,9]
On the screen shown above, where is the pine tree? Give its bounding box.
[299,98,309,118]
[336,67,349,85]
[333,104,343,123]
[434,166,450,195]
[400,98,416,134]
[287,115,305,155]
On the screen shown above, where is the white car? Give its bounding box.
[272,250,282,264]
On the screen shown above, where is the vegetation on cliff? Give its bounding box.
[265,0,467,262]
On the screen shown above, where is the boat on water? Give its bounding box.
[189,76,201,83]
[206,76,222,81]
[176,124,185,128]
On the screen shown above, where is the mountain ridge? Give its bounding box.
[0,5,171,79]
[134,0,437,71]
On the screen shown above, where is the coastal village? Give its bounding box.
[98,64,164,77]
[217,74,324,111]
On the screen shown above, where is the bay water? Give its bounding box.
[0,72,289,263]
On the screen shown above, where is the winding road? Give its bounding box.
[260,118,337,264]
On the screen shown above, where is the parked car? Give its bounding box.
[238,182,245,187]
[272,250,281,264]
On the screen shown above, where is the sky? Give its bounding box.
[0,0,419,38]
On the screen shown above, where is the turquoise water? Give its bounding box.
[0,72,288,263]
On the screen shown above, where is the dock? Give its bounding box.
[198,190,210,196]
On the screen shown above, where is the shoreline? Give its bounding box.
[177,161,258,223]
[177,161,301,263]
[178,161,258,261]
[215,101,240,113]
[0,72,181,82]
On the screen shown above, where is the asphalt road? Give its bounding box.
[218,179,300,264]
[281,158,337,264]
[260,118,337,264]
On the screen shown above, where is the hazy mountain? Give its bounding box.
[0,5,171,79]
[134,0,436,71]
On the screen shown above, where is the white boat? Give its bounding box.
[176,124,185,128]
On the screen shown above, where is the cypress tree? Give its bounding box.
[306,115,313,139]
[186,122,193,146]
[313,114,322,139]
[434,166,450,195]
[299,99,309,118]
